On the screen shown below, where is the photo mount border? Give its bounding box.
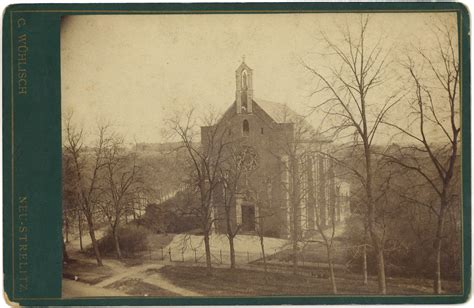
[2,2,470,305]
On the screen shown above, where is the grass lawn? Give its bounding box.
[105,278,179,297]
[269,242,347,264]
[159,265,461,296]
[63,259,113,285]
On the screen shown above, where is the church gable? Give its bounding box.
[215,60,323,141]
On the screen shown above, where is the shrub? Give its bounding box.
[142,190,200,234]
[97,224,149,257]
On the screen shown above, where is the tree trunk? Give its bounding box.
[63,240,70,263]
[65,215,69,243]
[434,236,443,294]
[327,247,337,294]
[113,228,123,259]
[78,209,83,251]
[368,200,386,294]
[290,157,299,276]
[292,236,298,275]
[291,198,298,275]
[433,203,446,294]
[225,202,236,269]
[204,232,212,276]
[229,236,236,269]
[364,142,386,294]
[363,244,368,285]
[85,213,103,266]
[259,234,268,279]
[375,248,386,294]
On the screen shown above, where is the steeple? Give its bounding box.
[235,58,253,114]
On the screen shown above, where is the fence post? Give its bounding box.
[169,247,172,262]
[220,250,222,264]
[161,247,164,260]
[194,249,197,263]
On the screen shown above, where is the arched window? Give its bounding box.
[241,71,248,111]
[243,120,250,136]
[242,71,248,90]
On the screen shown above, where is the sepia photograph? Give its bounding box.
[60,12,462,298]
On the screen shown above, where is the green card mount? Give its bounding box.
[2,2,470,305]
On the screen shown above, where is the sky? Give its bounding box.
[61,12,458,145]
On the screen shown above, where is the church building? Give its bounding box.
[201,61,350,239]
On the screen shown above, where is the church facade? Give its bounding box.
[201,61,350,239]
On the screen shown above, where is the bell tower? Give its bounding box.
[235,58,253,114]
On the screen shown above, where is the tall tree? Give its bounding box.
[62,152,84,253]
[64,114,111,266]
[254,178,274,281]
[62,154,75,244]
[217,146,245,269]
[166,108,230,276]
[302,15,402,293]
[310,158,339,294]
[382,19,460,294]
[99,135,141,259]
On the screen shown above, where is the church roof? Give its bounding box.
[216,99,331,143]
[253,98,332,143]
[253,98,303,124]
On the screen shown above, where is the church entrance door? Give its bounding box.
[241,205,255,232]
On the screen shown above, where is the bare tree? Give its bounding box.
[166,108,230,276]
[255,205,269,279]
[64,113,111,266]
[62,154,75,244]
[301,15,403,294]
[63,152,85,252]
[309,158,338,294]
[218,142,266,269]
[217,146,245,269]
[382,19,460,294]
[99,135,141,259]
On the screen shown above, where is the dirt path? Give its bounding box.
[65,226,202,297]
[93,260,201,296]
[94,262,160,288]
